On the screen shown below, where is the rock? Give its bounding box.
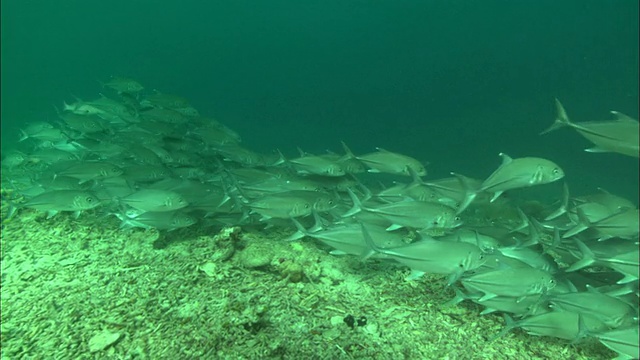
[237,242,275,269]
[88,329,121,353]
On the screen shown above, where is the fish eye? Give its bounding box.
[85,196,95,202]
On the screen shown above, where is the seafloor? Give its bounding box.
[0,200,614,359]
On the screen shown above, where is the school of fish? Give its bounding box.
[1,77,638,359]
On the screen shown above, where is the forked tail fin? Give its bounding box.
[540,98,573,135]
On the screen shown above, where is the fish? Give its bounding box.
[288,216,406,256]
[437,229,501,253]
[141,107,189,125]
[344,189,461,231]
[1,151,28,168]
[596,326,639,360]
[21,190,102,218]
[27,149,78,165]
[542,99,639,157]
[65,95,138,123]
[574,188,637,212]
[58,113,109,134]
[497,310,607,341]
[239,176,322,197]
[461,266,557,302]
[215,145,269,167]
[247,192,314,220]
[100,76,144,94]
[123,145,163,165]
[566,239,639,284]
[447,286,548,317]
[53,161,124,184]
[361,224,485,283]
[564,206,639,240]
[375,167,441,204]
[122,164,170,183]
[277,190,338,213]
[119,189,189,212]
[473,153,565,203]
[191,121,242,144]
[495,245,559,274]
[19,126,67,143]
[115,209,196,231]
[548,287,636,328]
[286,151,346,177]
[343,143,427,176]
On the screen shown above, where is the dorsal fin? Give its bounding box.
[610,111,638,123]
[498,153,513,166]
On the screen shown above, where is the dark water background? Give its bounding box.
[2,0,638,202]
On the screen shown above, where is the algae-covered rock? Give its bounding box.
[237,242,275,269]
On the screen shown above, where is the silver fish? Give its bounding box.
[59,113,108,133]
[216,145,268,167]
[344,189,461,231]
[19,126,67,143]
[22,190,101,218]
[247,193,313,220]
[287,153,346,177]
[461,266,556,301]
[141,107,189,125]
[499,310,607,341]
[478,153,564,202]
[362,224,485,283]
[574,188,637,212]
[346,144,427,177]
[548,289,636,328]
[1,151,28,168]
[289,217,406,256]
[596,326,639,360]
[565,206,639,240]
[120,189,189,212]
[54,161,124,183]
[567,239,639,284]
[142,92,192,109]
[542,99,639,157]
[101,76,144,93]
[116,209,196,231]
[28,149,78,165]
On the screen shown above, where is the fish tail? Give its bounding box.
[18,129,29,142]
[544,182,570,220]
[272,149,286,166]
[342,188,363,217]
[359,223,383,259]
[562,207,592,238]
[540,98,573,135]
[285,217,309,241]
[451,172,477,215]
[564,239,595,272]
[63,101,74,112]
[488,314,518,343]
[309,210,325,232]
[340,141,356,159]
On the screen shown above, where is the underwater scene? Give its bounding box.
[1,1,638,359]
